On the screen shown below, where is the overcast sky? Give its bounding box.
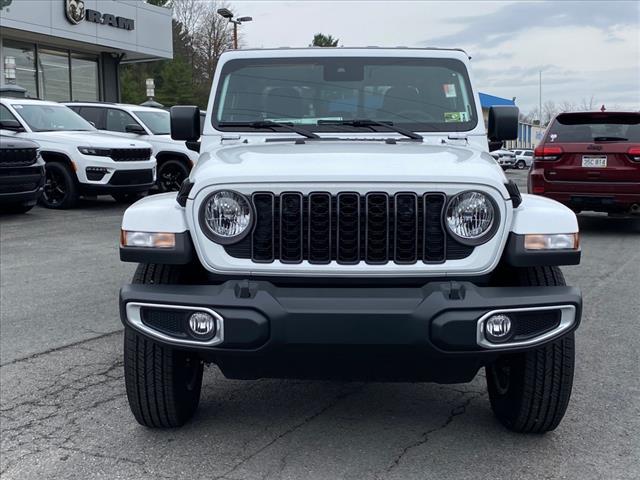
[235,0,640,114]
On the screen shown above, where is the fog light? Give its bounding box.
[188,312,216,339]
[485,314,512,343]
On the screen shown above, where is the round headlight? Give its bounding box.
[200,190,253,244]
[445,191,498,245]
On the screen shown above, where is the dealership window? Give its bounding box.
[1,40,101,101]
[71,54,99,101]
[37,48,71,101]
[2,40,38,97]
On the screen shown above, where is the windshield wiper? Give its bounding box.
[318,119,423,140]
[593,136,628,142]
[219,120,319,139]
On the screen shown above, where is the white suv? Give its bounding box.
[513,149,534,169]
[65,102,199,192]
[0,98,156,209]
[118,48,582,433]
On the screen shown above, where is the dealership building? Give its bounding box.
[0,0,172,102]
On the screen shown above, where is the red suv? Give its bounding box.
[529,112,640,215]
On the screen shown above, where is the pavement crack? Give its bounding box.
[214,384,365,480]
[0,330,122,367]
[379,390,486,478]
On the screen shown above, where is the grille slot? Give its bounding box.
[224,192,475,264]
[424,193,446,263]
[280,192,303,263]
[394,193,418,264]
[365,193,389,264]
[251,193,275,262]
[308,192,332,264]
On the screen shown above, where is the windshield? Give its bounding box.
[548,113,640,143]
[134,110,170,135]
[213,57,477,133]
[13,104,94,132]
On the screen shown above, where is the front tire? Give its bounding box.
[486,266,576,433]
[40,162,77,209]
[124,264,204,427]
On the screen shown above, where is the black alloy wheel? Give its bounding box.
[40,162,77,209]
[158,159,190,192]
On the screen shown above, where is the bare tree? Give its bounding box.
[195,2,234,84]
[579,95,597,111]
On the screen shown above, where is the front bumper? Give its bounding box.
[80,168,155,195]
[120,280,582,382]
[0,165,45,205]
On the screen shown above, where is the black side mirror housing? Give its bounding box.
[488,106,519,142]
[0,119,25,132]
[125,123,146,134]
[171,106,200,141]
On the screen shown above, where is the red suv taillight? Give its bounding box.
[534,146,563,161]
[628,147,640,162]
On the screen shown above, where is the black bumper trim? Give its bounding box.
[120,232,195,264]
[505,233,581,267]
[120,280,582,355]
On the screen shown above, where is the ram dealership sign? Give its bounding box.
[65,0,135,30]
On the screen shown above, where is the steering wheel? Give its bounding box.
[395,110,439,123]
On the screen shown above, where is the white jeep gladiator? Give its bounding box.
[118,48,582,433]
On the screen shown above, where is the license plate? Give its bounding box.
[582,155,607,168]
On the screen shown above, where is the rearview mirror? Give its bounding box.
[125,123,146,134]
[488,106,519,142]
[0,119,25,132]
[171,106,200,141]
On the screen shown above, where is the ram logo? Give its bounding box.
[64,0,85,25]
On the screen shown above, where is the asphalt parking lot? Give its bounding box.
[1,169,639,480]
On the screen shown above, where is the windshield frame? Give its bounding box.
[211,56,479,134]
[133,110,171,135]
[12,103,95,133]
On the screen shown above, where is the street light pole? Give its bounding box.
[233,22,238,49]
[539,70,542,126]
[217,8,252,50]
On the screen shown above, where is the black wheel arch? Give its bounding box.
[40,151,79,183]
[156,151,193,170]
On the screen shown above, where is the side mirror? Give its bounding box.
[125,123,146,134]
[0,119,25,132]
[171,106,200,141]
[488,106,519,142]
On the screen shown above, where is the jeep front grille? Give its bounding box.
[110,148,152,162]
[224,192,474,265]
[0,148,38,167]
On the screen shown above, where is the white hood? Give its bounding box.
[192,140,509,194]
[25,131,152,149]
